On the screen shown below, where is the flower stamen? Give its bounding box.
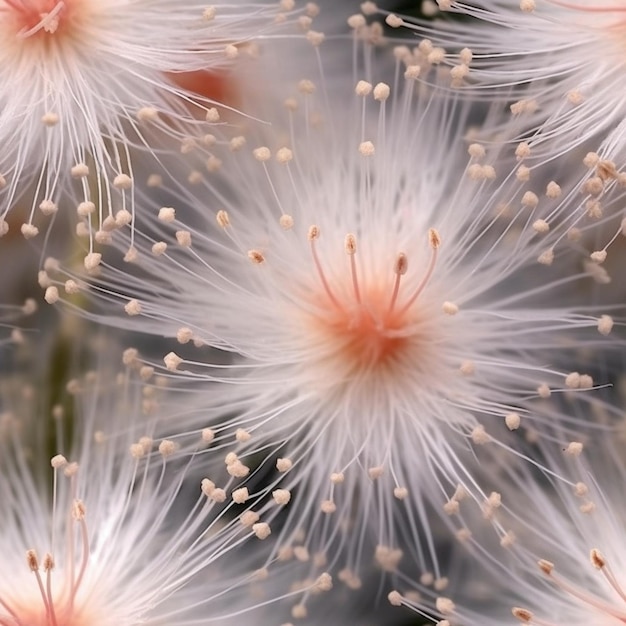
[591,548,626,608]
[388,252,408,314]
[344,233,361,304]
[43,554,57,626]
[308,225,340,309]
[9,0,66,38]
[71,500,89,606]
[26,550,55,625]
[306,226,442,373]
[397,228,440,316]
[538,556,626,622]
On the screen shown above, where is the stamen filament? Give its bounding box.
[308,225,340,308]
[344,233,361,304]
[592,549,626,605]
[388,253,407,313]
[72,513,90,602]
[541,561,626,621]
[45,560,58,626]
[17,1,65,38]
[51,465,59,557]
[398,228,440,315]
[62,465,79,605]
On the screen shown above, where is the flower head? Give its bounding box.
[0,339,311,626]
[474,438,626,626]
[377,1,626,160]
[51,31,621,576]
[0,0,300,257]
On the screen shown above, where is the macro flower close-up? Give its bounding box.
[3,1,626,625]
[45,24,624,582]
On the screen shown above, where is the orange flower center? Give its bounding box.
[314,286,414,373]
[4,0,64,35]
[302,227,440,378]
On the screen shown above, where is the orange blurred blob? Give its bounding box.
[166,69,241,111]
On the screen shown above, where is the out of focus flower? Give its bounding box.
[0,0,301,261]
[0,297,37,349]
[377,0,626,160]
[48,24,621,583]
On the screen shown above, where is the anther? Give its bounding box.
[308,225,340,308]
[51,454,67,469]
[373,82,390,101]
[590,549,605,569]
[43,553,54,572]
[276,458,292,471]
[388,591,403,606]
[397,229,440,315]
[252,522,271,539]
[344,233,357,255]
[512,607,533,622]
[64,462,78,477]
[158,439,178,457]
[72,499,86,521]
[27,549,39,571]
[394,253,408,275]
[248,249,265,264]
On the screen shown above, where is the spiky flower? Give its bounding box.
[376,0,626,160]
[51,30,620,576]
[0,0,300,258]
[447,428,626,626]
[0,341,315,626]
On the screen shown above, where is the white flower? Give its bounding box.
[377,1,626,160]
[384,408,626,626]
[0,0,299,255]
[0,349,301,626]
[55,34,619,574]
[456,431,626,626]
[515,448,626,626]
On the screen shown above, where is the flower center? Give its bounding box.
[2,0,67,36]
[304,226,440,376]
[0,459,97,626]
[1,0,92,42]
[320,287,412,370]
[9,596,95,626]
